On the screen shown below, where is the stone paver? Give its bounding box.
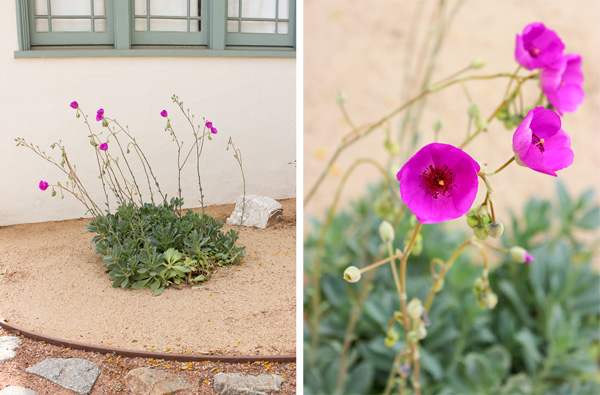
[213,373,285,395]
[0,387,38,395]
[26,358,101,395]
[226,195,283,228]
[0,336,21,365]
[125,367,195,395]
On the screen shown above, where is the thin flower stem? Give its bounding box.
[480,240,509,253]
[305,72,516,207]
[486,156,515,176]
[361,253,404,274]
[388,243,404,308]
[424,240,472,314]
[412,344,421,395]
[400,222,423,332]
[503,65,522,99]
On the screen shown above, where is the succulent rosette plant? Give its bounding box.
[512,106,574,177]
[397,143,480,224]
[515,22,565,70]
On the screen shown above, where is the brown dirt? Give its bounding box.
[0,199,296,358]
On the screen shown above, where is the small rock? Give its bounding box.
[0,336,21,365]
[0,387,38,395]
[213,373,285,395]
[227,195,283,229]
[124,367,195,395]
[26,358,100,395]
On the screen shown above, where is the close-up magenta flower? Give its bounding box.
[38,180,49,191]
[160,110,168,117]
[96,108,104,122]
[70,101,79,109]
[205,121,213,128]
[515,22,564,70]
[397,143,480,224]
[211,126,218,134]
[512,107,574,177]
[99,142,108,151]
[541,54,584,115]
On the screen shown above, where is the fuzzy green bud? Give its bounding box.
[470,57,486,69]
[432,277,444,293]
[473,277,485,296]
[407,298,423,321]
[343,266,361,283]
[473,225,489,240]
[467,215,480,228]
[482,292,498,309]
[476,116,488,131]
[509,246,534,263]
[385,328,399,348]
[379,221,395,244]
[415,323,427,340]
[433,119,443,133]
[467,103,480,118]
[481,214,491,225]
[407,331,419,344]
[486,222,504,238]
[336,91,346,106]
[411,240,423,256]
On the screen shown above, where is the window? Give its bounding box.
[15,0,296,57]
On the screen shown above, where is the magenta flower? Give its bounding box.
[512,107,573,177]
[96,108,104,121]
[510,247,534,263]
[70,101,79,109]
[205,121,213,128]
[397,143,480,224]
[515,22,564,70]
[39,180,49,191]
[99,142,108,151]
[211,127,218,134]
[160,110,168,117]
[541,54,584,115]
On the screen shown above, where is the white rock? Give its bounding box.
[226,195,283,229]
[0,387,38,395]
[0,336,21,365]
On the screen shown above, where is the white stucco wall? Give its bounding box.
[0,3,296,226]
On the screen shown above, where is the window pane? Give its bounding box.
[34,0,48,15]
[50,0,91,16]
[135,18,148,31]
[35,18,49,32]
[94,0,106,16]
[278,21,288,34]
[228,0,240,17]
[227,20,239,32]
[241,21,276,34]
[149,18,188,32]
[190,19,200,32]
[134,0,148,14]
[278,0,289,19]
[242,0,276,19]
[52,18,92,32]
[151,0,188,17]
[94,19,107,32]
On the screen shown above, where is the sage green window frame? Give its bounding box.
[226,0,295,47]
[15,0,296,58]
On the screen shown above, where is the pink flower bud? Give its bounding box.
[96,108,104,122]
[160,110,168,117]
[205,121,213,128]
[70,101,79,109]
[99,143,108,151]
[211,127,218,134]
[39,180,49,191]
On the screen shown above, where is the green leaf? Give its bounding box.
[514,329,542,375]
[321,274,347,308]
[131,278,150,289]
[575,206,600,229]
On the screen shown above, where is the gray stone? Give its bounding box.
[25,358,101,395]
[213,373,285,395]
[124,367,194,395]
[226,195,283,229]
[0,387,38,395]
[0,336,21,365]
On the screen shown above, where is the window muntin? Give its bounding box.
[226,0,294,47]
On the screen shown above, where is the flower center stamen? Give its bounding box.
[419,164,455,199]
[532,134,545,153]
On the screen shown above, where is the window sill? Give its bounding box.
[14,46,296,58]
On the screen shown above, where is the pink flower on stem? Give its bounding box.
[70,101,79,109]
[515,22,564,70]
[510,246,534,263]
[160,110,168,117]
[96,108,104,122]
[541,54,584,115]
[39,180,49,191]
[397,143,480,224]
[99,142,108,151]
[205,121,213,128]
[512,107,574,177]
[211,127,218,134]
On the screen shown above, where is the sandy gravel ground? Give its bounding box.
[0,199,296,357]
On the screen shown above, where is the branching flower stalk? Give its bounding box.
[227,137,246,227]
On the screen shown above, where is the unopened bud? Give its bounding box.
[476,116,488,131]
[470,57,486,69]
[407,298,423,321]
[384,328,399,348]
[467,103,480,118]
[486,222,504,238]
[509,246,534,263]
[336,91,346,106]
[343,266,361,283]
[466,215,479,228]
[411,240,423,256]
[415,323,427,340]
[473,277,485,296]
[433,119,443,132]
[407,331,419,344]
[473,225,488,240]
[482,292,498,309]
[379,221,395,244]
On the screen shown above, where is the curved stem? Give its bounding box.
[400,222,423,331]
[486,156,515,176]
